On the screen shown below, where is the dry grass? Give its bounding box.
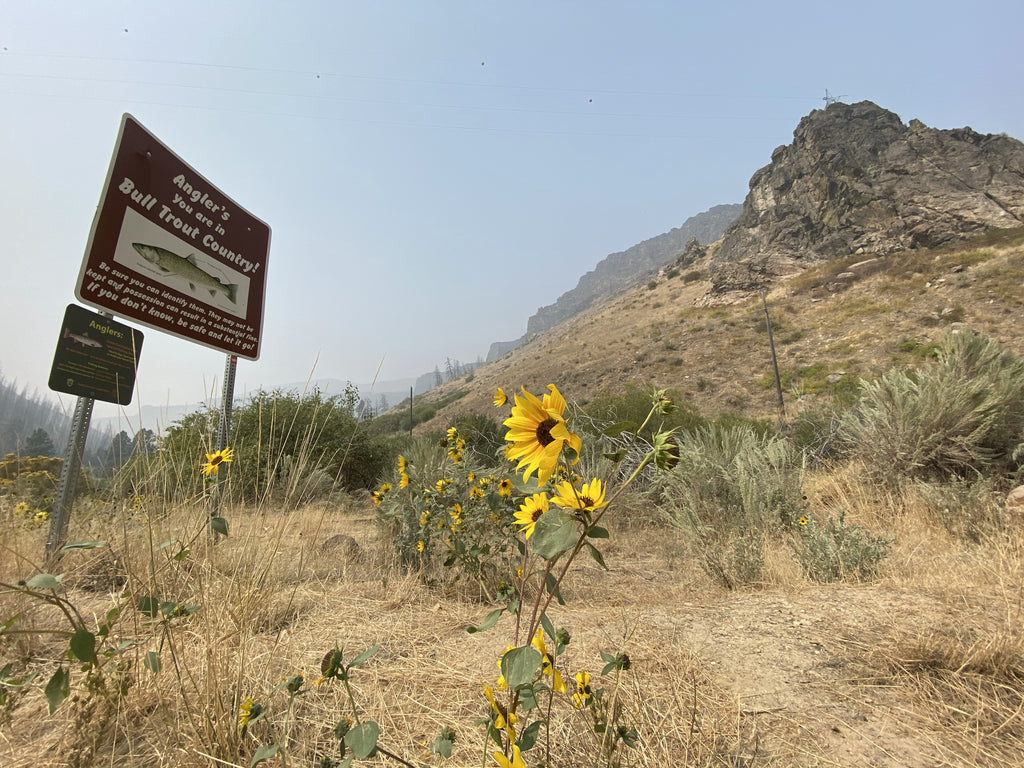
[2,466,1024,768]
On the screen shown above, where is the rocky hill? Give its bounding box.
[710,101,1024,293]
[487,203,740,360]
[406,100,1024,431]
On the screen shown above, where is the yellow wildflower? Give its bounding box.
[503,385,581,486]
[200,446,234,477]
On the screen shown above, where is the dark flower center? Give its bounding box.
[531,508,544,522]
[580,496,594,508]
[536,418,558,446]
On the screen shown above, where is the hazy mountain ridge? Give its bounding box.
[487,204,741,361]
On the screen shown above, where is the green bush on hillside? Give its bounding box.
[155,387,392,505]
[652,422,806,588]
[841,329,1024,486]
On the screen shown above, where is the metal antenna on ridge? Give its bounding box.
[823,89,847,107]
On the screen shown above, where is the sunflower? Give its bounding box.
[550,478,608,515]
[200,446,234,477]
[371,483,392,506]
[493,744,526,768]
[531,628,566,693]
[483,683,517,741]
[572,670,592,709]
[498,478,514,498]
[238,696,263,729]
[397,455,407,473]
[493,387,508,407]
[513,493,549,539]
[503,385,582,486]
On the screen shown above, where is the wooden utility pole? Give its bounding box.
[761,289,786,427]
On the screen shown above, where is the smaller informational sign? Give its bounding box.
[49,304,144,405]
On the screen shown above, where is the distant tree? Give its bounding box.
[25,428,56,457]
[106,430,133,468]
[131,428,158,457]
[433,366,443,388]
[377,394,390,413]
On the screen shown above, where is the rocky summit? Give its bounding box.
[710,100,1024,293]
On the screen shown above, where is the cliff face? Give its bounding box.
[710,101,1024,292]
[522,204,739,337]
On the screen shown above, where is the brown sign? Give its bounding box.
[75,114,270,359]
[49,304,144,405]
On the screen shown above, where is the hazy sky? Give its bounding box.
[3,1,1023,426]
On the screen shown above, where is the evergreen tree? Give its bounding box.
[106,430,133,468]
[25,427,56,457]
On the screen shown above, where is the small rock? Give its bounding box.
[321,534,359,556]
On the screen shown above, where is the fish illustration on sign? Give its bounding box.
[131,242,239,304]
[63,328,103,348]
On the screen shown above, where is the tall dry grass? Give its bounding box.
[2,459,1023,767]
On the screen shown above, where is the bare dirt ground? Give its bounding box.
[573,531,1024,768]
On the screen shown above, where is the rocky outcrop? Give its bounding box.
[710,101,1024,292]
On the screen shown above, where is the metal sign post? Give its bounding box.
[213,354,238,522]
[45,393,96,562]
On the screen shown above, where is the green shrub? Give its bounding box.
[373,428,518,598]
[581,385,703,441]
[841,330,1024,486]
[158,387,392,505]
[652,423,806,588]
[789,511,894,583]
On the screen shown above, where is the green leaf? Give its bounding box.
[1,613,20,635]
[172,547,191,562]
[69,629,96,663]
[345,721,379,759]
[543,572,566,605]
[531,509,578,560]
[61,540,106,551]
[98,607,120,636]
[585,542,608,570]
[348,645,380,667]
[518,719,542,751]
[26,573,63,590]
[602,449,628,463]
[137,596,160,618]
[250,743,279,767]
[210,517,229,536]
[586,525,610,539]
[540,613,556,644]
[144,651,161,674]
[603,421,637,438]
[430,726,456,758]
[467,607,503,634]
[159,601,179,617]
[44,666,69,714]
[501,646,542,690]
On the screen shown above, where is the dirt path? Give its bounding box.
[656,586,1013,767]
